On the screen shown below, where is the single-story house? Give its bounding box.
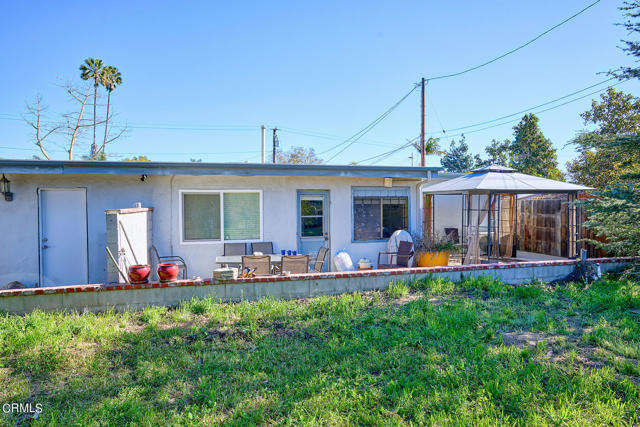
[0,159,450,287]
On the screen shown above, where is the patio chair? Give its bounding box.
[281,254,310,274]
[310,246,329,273]
[224,243,247,256]
[151,245,188,280]
[250,242,274,255]
[242,255,271,275]
[377,241,413,269]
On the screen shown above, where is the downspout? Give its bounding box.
[170,174,176,255]
[415,176,431,238]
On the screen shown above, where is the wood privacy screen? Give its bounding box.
[517,195,606,258]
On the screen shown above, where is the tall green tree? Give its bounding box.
[100,66,122,153]
[440,135,477,172]
[484,139,511,167]
[79,58,105,157]
[580,3,640,259]
[612,1,640,79]
[509,113,563,179]
[567,88,640,188]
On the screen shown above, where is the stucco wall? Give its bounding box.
[0,173,449,286]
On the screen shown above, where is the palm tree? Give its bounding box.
[412,137,444,161]
[100,66,122,154]
[79,58,104,157]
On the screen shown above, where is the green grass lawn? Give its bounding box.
[2,275,640,425]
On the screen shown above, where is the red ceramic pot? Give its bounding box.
[157,263,179,282]
[128,264,151,283]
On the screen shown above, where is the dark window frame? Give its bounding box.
[352,195,408,241]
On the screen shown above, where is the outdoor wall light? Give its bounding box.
[1,174,13,201]
[140,174,148,182]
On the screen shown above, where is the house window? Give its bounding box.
[223,192,260,240]
[183,193,221,241]
[353,187,409,241]
[182,191,261,242]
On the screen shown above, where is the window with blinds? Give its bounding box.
[183,193,221,240]
[223,192,260,240]
[182,191,261,242]
[352,187,409,241]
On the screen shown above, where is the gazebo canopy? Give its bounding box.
[423,165,592,194]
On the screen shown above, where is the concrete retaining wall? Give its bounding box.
[0,257,634,315]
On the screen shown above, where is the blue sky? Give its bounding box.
[0,0,637,170]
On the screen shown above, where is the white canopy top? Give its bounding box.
[423,165,592,194]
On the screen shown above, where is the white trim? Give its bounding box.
[178,189,264,245]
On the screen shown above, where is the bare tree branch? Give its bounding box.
[61,83,92,160]
[23,96,62,160]
[90,121,128,160]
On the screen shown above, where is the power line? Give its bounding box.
[428,77,618,136]
[425,0,601,81]
[354,137,418,165]
[355,79,628,166]
[368,142,415,165]
[0,115,258,132]
[433,79,630,140]
[0,145,260,156]
[277,127,393,148]
[322,85,419,162]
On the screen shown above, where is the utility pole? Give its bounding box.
[261,125,266,163]
[272,127,278,163]
[420,77,426,167]
[409,153,414,167]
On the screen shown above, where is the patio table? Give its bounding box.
[215,254,283,267]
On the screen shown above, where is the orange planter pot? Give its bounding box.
[416,251,450,267]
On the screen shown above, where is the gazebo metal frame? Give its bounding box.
[422,165,589,264]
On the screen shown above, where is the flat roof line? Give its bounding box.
[0,159,441,179]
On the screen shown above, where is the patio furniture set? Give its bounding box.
[216,242,330,275]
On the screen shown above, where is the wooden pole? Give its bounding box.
[272,127,278,163]
[106,246,130,284]
[420,78,426,167]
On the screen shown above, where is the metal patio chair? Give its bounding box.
[242,255,271,275]
[250,242,274,255]
[151,245,188,280]
[224,243,247,256]
[281,254,310,274]
[377,241,413,269]
[310,246,329,273]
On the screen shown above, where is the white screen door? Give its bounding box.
[39,189,88,286]
[297,191,330,269]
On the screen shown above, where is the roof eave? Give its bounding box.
[0,159,441,179]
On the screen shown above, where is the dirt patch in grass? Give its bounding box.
[502,331,547,347]
[393,293,423,307]
[269,321,316,340]
[186,327,249,344]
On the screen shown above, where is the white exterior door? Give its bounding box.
[297,191,330,270]
[39,189,88,286]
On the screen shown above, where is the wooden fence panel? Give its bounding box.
[517,196,607,258]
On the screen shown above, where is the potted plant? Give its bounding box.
[413,233,459,267]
